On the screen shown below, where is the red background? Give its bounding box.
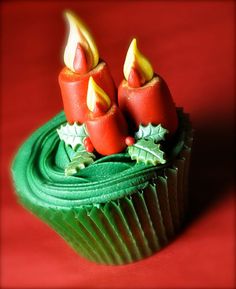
[1,1,235,288]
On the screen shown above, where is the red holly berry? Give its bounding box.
[83,137,94,153]
[125,136,135,146]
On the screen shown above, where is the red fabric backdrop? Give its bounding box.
[1,1,235,288]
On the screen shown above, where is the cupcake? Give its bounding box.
[12,11,193,265]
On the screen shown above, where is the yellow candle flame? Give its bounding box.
[63,11,99,72]
[87,77,111,113]
[123,38,154,84]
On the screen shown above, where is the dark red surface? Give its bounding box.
[1,1,235,288]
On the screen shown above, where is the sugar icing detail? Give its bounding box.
[63,10,99,73]
[124,38,154,87]
[56,11,178,175]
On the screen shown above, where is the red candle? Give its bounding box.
[59,62,116,124]
[58,11,116,124]
[118,38,178,134]
[85,77,128,155]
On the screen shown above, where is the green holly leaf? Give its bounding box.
[65,150,96,176]
[135,123,168,143]
[128,139,166,166]
[57,123,88,150]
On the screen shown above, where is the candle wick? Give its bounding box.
[73,43,88,74]
[93,102,110,117]
[128,67,145,88]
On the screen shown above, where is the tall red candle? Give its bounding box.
[58,11,116,124]
[85,77,128,155]
[118,39,178,134]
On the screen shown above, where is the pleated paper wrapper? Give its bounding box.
[19,126,193,265]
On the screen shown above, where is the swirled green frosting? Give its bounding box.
[12,110,187,209]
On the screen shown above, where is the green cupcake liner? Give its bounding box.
[18,132,193,265]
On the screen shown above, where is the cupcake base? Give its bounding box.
[13,110,193,265]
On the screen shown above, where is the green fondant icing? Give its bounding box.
[12,110,188,209]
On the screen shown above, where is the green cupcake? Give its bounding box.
[12,11,193,265]
[12,109,193,265]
